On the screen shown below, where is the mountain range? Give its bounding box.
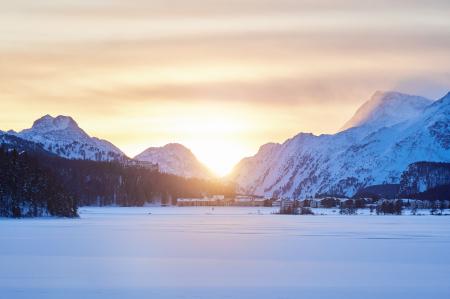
[230,91,450,199]
[0,115,212,180]
[1,90,449,196]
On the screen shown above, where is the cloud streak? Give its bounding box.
[0,0,449,173]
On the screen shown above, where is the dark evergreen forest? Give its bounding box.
[0,145,235,217]
[0,148,77,217]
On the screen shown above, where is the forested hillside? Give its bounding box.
[0,148,78,217]
[39,155,234,206]
[0,139,235,217]
[399,162,450,200]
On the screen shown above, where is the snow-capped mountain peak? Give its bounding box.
[134,143,213,179]
[31,114,80,133]
[20,114,91,142]
[231,90,450,199]
[341,91,432,131]
[11,114,125,161]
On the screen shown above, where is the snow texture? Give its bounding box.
[9,114,125,161]
[134,143,212,179]
[341,91,432,131]
[1,207,450,299]
[231,91,450,199]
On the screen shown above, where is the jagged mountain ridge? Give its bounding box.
[134,143,213,179]
[231,91,450,199]
[1,115,212,179]
[8,115,125,161]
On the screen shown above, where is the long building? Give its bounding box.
[177,196,233,206]
[176,195,272,207]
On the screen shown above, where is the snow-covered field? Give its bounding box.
[1,207,450,299]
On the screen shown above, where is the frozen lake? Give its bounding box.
[1,206,450,299]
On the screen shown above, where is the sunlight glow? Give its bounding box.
[190,140,249,177]
[1,0,449,177]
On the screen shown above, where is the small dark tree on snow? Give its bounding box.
[340,199,357,215]
[439,201,445,214]
[299,207,314,215]
[376,200,403,215]
[393,200,403,215]
[430,201,439,215]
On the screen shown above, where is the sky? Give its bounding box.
[0,0,449,175]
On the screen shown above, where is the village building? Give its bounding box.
[176,195,231,207]
[234,195,268,207]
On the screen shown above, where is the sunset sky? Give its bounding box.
[1,0,449,175]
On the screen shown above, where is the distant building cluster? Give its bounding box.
[174,194,450,216]
[176,195,271,207]
[277,197,450,215]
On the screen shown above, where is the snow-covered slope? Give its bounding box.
[134,143,213,179]
[0,131,55,156]
[341,91,432,131]
[231,91,450,199]
[10,115,125,161]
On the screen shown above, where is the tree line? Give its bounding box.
[0,146,235,217]
[0,148,77,217]
[38,154,235,207]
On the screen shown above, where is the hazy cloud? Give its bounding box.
[0,0,449,172]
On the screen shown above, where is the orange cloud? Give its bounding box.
[1,0,449,174]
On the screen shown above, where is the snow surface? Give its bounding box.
[1,207,450,299]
